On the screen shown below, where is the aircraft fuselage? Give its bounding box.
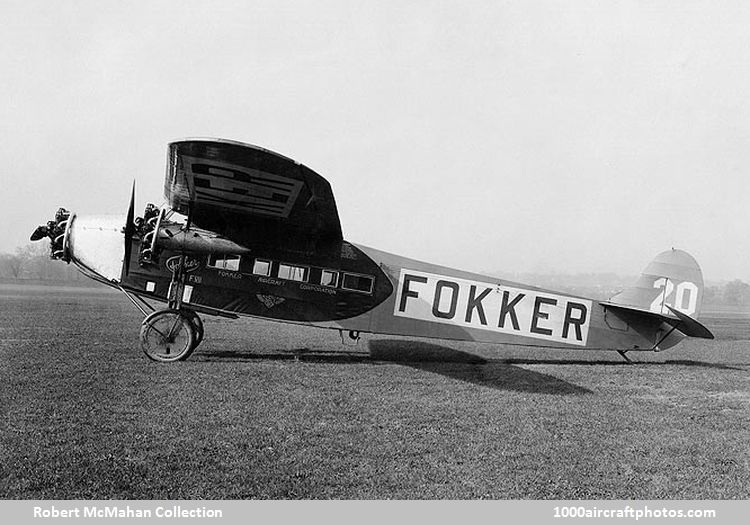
[120,232,680,352]
[33,138,710,362]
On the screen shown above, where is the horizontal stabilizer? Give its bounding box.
[601,301,714,340]
[665,305,714,339]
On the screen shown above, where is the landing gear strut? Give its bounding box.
[140,308,203,362]
[184,309,204,347]
[118,286,205,362]
[138,246,208,361]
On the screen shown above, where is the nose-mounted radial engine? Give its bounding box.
[31,188,249,363]
[30,208,72,261]
[29,195,218,362]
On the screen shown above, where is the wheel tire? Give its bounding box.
[183,310,204,347]
[140,309,196,362]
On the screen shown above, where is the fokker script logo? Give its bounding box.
[165,256,202,273]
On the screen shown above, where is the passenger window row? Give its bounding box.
[207,254,374,294]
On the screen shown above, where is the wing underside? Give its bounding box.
[165,139,343,251]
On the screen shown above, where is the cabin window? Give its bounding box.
[207,254,241,271]
[320,269,339,287]
[341,273,374,294]
[252,259,272,276]
[278,263,308,282]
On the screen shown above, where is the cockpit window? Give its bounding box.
[207,254,241,271]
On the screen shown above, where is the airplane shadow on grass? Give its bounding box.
[367,339,592,395]
[366,343,746,371]
[199,339,593,395]
[497,358,745,370]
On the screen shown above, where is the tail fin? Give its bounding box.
[608,248,705,318]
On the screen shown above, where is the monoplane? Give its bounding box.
[32,139,713,362]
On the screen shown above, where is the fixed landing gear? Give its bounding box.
[184,309,204,347]
[139,308,204,362]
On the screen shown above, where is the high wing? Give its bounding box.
[165,139,343,251]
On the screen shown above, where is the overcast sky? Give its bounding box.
[2,0,749,282]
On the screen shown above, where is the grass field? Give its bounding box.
[1,284,748,499]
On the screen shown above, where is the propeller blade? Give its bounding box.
[123,181,135,276]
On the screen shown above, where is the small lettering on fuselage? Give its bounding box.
[299,283,337,295]
[257,277,283,286]
[393,269,592,346]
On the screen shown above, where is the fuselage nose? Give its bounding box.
[67,214,126,282]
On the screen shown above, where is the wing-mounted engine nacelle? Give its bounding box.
[135,203,162,266]
[134,204,251,267]
[29,207,72,261]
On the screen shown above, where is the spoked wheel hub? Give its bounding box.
[140,309,196,362]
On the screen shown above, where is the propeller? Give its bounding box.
[123,181,136,276]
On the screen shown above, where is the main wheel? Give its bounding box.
[183,310,204,347]
[140,309,196,362]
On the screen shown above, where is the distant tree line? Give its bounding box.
[548,278,750,308]
[0,243,83,282]
[703,280,750,307]
[2,244,750,308]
